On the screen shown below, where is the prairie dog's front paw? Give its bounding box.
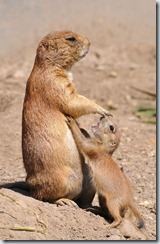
[66,116,74,126]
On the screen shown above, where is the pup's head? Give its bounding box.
[91,117,120,155]
[36,30,90,69]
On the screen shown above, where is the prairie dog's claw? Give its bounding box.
[97,111,113,118]
[66,116,80,128]
[65,114,73,120]
[105,112,113,117]
[55,198,79,208]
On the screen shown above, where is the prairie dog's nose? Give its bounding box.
[84,37,91,47]
[78,34,91,47]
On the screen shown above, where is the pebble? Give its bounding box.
[129,64,137,70]
[139,200,150,207]
[125,94,131,101]
[12,70,25,79]
[147,150,156,157]
[109,71,117,78]
[121,127,129,132]
[107,100,118,110]
[9,233,15,238]
[119,219,148,240]
[107,234,122,240]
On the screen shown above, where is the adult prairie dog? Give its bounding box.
[22,30,112,207]
[67,117,144,228]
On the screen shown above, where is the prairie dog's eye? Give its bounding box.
[66,37,76,42]
[109,125,115,133]
[50,46,55,50]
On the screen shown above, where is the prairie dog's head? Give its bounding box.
[36,30,91,69]
[91,117,120,155]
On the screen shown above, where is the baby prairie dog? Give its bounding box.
[22,30,112,207]
[91,115,120,156]
[67,117,144,228]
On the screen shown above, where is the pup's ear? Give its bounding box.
[99,117,107,127]
[100,115,105,121]
[91,126,103,142]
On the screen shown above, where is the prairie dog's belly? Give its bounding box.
[64,126,82,165]
[46,119,84,199]
[63,124,83,197]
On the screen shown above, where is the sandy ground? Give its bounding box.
[0,0,156,240]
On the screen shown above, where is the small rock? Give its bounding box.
[129,116,136,121]
[9,233,15,238]
[129,64,137,70]
[107,100,118,110]
[125,94,131,101]
[139,200,150,207]
[93,227,98,231]
[12,70,25,79]
[121,127,129,132]
[147,150,156,157]
[109,71,117,78]
[94,51,101,59]
[96,65,106,71]
[107,234,122,240]
[126,137,131,142]
[119,219,148,240]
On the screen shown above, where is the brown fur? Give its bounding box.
[67,117,144,228]
[22,30,112,207]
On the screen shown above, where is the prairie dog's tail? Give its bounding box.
[130,202,145,229]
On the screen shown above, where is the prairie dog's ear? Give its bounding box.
[99,117,107,126]
[36,42,46,61]
[91,126,103,142]
[44,40,58,52]
[100,115,105,121]
[37,42,45,54]
[39,39,58,52]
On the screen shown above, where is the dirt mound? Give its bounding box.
[0,188,149,240]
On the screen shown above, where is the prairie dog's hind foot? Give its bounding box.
[55,198,79,208]
[106,217,123,228]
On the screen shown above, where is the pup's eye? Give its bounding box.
[109,125,115,133]
[66,37,76,42]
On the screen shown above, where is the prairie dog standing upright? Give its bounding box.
[67,117,144,228]
[22,30,112,207]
